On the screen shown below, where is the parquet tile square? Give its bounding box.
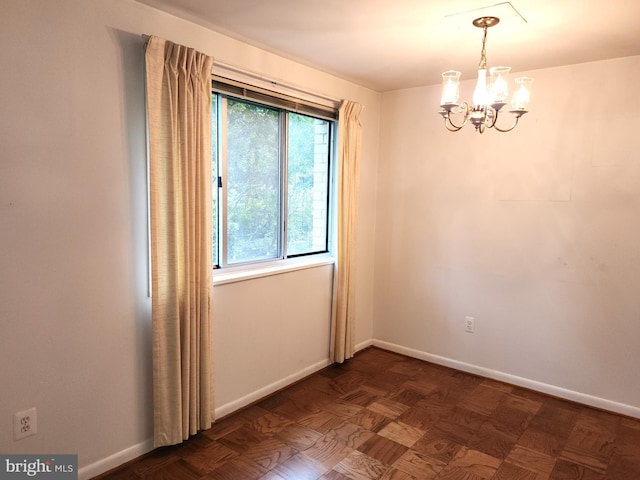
[318,470,353,480]
[517,428,567,457]
[92,348,640,480]
[303,436,354,470]
[387,387,426,407]
[487,405,533,437]
[326,420,375,449]
[203,456,267,480]
[493,461,542,480]
[322,399,364,418]
[250,412,294,435]
[366,398,410,419]
[332,450,388,480]
[391,449,444,479]
[506,445,557,476]
[559,444,609,474]
[398,402,449,430]
[503,394,543,415]
[270,397,319,421]
[438,447,501,479]
[378,467,418,480]
[271,453,327,480]
[243,438,296,470]
[429,417,480,445]
[299,410,346,434]
[217,424,269,453]
[603,454,640,480]
[422,385,465,407]
[400,379,438,396]
[549,459,605,480]
[458,384,508,416]
[179,440,238,473]
[349,408,392,432]
[339,388,380,407]
[331,370,370,391]
[528,404,579,437]
[275,422,323,450]
[386,359,423,376]
[468,421,518,460]
[356,434,408,465]
[366,371,413,392]
[412,433,462,464]
[376,421,424,447]
[448,407,488,430]
[614,421,640,457]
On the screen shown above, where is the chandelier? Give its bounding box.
[438,16,533,133]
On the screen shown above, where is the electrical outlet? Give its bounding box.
[465,316,475,333]
[13,408,37,441]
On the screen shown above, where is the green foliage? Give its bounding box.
[212,96,331,265]
[287,113,320,255]
[227,100,280,263]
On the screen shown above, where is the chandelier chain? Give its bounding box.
[479,25,488,70]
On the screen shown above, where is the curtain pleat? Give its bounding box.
[145,36,215,447]
[331,100,364,364]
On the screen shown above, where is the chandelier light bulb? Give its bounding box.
[472,69,489,106]
[440,70,461,105]
[511,76,534,110]
[490,66,511,103]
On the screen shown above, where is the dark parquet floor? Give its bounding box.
[94,347,640,480]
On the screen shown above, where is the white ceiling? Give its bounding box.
[136,0,640,92]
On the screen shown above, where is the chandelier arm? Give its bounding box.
[445,115,467,131]
[493,114,521,133]
[486,107,498,129]
[444,119,464,132]
[442,103,469,131]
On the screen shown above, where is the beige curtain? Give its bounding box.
[145,36,215,447]
[331,100,365,364]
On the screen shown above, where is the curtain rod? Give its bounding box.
[141,34,341,107]
[212,60,341,106]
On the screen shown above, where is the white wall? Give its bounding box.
[375,56,640,416]
[0,0,379,476]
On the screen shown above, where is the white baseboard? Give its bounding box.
[78,438,154,480]
[373,339,640,420]
[355,339,374,352]
[214,357,332,418]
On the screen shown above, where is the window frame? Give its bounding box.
[211,77,338,274]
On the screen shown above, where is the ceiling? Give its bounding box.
[136,0,640,92]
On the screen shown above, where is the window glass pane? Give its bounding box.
[212,94,219,267]
[286,113,330,256]
[226,99,280,264]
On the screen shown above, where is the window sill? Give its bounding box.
[213,255,335,286]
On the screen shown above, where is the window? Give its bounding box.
[211,79,336,269]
